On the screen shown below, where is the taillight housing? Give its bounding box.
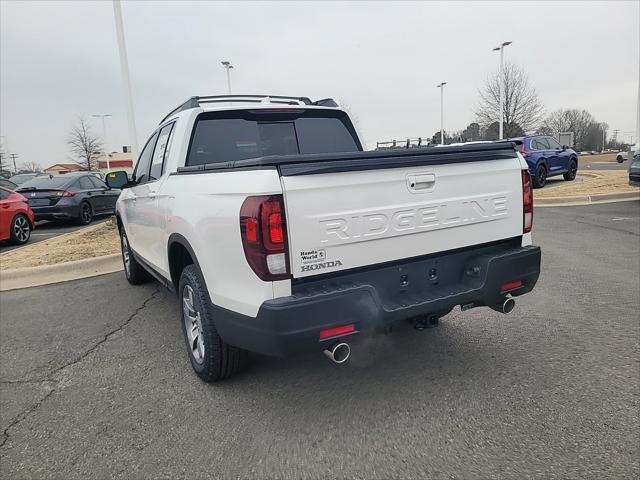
[55,190,75,197]
[240,195,291,281]
[522,170,533,233]
[517,143,530,157]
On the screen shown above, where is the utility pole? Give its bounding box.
[92,114,113,172]
[492,41,512,140]
[221,61,233,95]
[601,123,606,152]
[113,0,139,159]
[436,82,447,144]
[9,153,18,173]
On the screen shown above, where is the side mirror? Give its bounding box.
[562,145,568,151]
[106,170,129,189]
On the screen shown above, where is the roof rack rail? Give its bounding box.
[159,95,338,124]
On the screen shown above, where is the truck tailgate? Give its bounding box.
[282,154,523,278]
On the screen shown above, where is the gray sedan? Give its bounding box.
[17,172,121,225]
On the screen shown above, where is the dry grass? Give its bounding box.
[0,220,120,270]
[582,153,618,163]
[535,170,637,198]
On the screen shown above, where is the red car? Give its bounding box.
[0,186,35,244]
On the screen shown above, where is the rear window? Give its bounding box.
[18,176,71,189]
[186,110,360,166]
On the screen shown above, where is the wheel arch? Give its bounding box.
[537,158,548,170]
[167,233,207,296]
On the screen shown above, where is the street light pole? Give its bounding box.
[437,82,447,144]
[493,41,512,140]
[113,0,139,159]
[92,114,112,172]
[221,61,233,95]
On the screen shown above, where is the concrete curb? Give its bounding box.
[0,253,123,291]
[535,191,640,207]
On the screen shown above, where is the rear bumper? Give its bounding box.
[31,205,79,221]
[214,242,541,357]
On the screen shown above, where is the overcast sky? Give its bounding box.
[1,0,638,168]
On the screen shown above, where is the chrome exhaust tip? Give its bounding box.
[323,342,351,364]
[491,297,516,314]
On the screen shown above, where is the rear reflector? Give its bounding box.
[319,324,355,340]
[501,280,523,292]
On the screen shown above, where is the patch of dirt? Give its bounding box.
[581,153,618,163]
[0,221,120,270]
[535,170,637,198]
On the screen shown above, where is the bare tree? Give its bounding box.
[67,117,102,170]
[475,62,544,137]
[22,161,42,172]
[541,109,604,151]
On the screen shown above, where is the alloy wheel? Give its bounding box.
[121,233,131,277]
[537,166,547,186]
[13,216,30,243]
[183,285,205,364]
[81,204,92,224]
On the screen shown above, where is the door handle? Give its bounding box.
[148,191,157,198]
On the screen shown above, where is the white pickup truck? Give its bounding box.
[107,95,541,382]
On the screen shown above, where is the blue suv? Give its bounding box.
[510,135,578,188]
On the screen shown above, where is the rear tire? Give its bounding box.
[9,214,31,245]
[563,160,577,181]
[120,228,152,285]
[617,155,624,163]
[179,264,248,382]
[77,201,93,225]
[533,164,547,188]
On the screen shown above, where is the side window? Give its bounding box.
[89,176,107,189]
[535,138,550,150]
[134,132,159,185]
[79,176,95,190]
[149,123,175,181]
[546,137,561,149]
[67,180,81,192]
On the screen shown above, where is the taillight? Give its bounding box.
[240,195,291,281]
[522,170,533,233]
[55,190,75,197]
[517,144,530,157]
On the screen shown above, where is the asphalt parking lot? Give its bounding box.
[581,155,630,171]
[1,201,638,479]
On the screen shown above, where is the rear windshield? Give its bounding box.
[18,176,71,189]
[187,110,360,166]
[9,174,37,184]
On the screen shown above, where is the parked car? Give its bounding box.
[109,94,541,382]
[0,178,18,190]
[509,135,578,188]
[17,172,121,224]
[9,172,43,185]
[617,151,631,163]
[0,186,35,245]
[629,152,640,186]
